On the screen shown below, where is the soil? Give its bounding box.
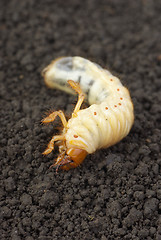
[0,0,161,239]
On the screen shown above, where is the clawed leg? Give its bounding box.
[43,135,65,155]
[42,110,67,127]
[68,80,85,115]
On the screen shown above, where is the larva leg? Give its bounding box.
[42,110,67,128]
[68,80,85,114]
[43,135,65,155]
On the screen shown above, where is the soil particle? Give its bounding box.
[144,198,159,217]
[39,190,59,208]
[1,206,12,219]
[133,191,145,201]
[123,207,142,227]
[4,177,16,192]
[20,193,32,206]
[1,0,161,239]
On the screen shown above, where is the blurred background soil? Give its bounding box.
[0,0,161,239]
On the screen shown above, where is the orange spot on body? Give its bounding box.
[120,97,123,100]
[94,112,97,115]
[74,135,78,138]
[110,79,113,81]
[114,105,117,107]
[117,89,120,91]
[118,103,122,106]
[105,107,108,110]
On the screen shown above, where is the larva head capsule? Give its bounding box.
[54,147,87,171]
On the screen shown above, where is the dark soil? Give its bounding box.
[0,0,161,239]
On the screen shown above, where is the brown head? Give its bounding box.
[54,147,87,171]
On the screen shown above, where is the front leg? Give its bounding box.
[43,135,65,155]
[67,80,85,115]
[42,110,67,128]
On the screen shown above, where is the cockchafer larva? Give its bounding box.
[42,56,134,171]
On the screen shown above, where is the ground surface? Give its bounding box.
[0,0,161,239]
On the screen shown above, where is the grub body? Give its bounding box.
[42,57,134,170]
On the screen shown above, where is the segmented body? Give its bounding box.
[42,57,134,170]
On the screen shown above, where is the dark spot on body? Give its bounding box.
[89,80,94,86]
[77,76,81,83]
[56,57,73,71]
[54,78,66,86]
[85,88,90,96]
